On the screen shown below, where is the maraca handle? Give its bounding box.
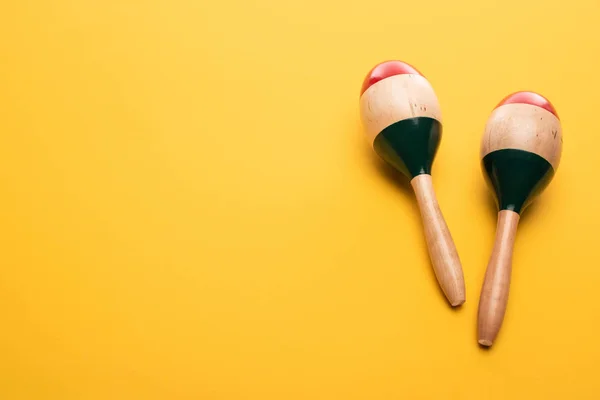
[411,174,465,307]
[477,210,520,346]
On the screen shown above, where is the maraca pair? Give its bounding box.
[359,60,562,347]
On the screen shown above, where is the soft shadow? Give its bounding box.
[474,180,545,353]
[474,178,499,349]
[478,342,493,351]
[478,177,544,226]
[357,134,459,309]
[517,199,542,228]
[362,143,414,198]
[481,186,498,218]
[354,125,418,214]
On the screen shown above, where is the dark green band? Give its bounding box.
[372,117,441,178]
[482,148,554,214]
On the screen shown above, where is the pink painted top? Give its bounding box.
[495,91,559,120]
[360,60,423,96]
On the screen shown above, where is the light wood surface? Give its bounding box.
[477,210,520,346]
[359,74,442,145]
[481,103,562,170]
[410,174,465,306]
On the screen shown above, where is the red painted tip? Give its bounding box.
[360,60,423,96]
[495,91,559,119]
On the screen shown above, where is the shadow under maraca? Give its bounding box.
[479,185,498,218]
[362,145,415,198]
[515,200,543,228]
[477,183,545,231]
[358,139,463,310]
[475,178,546,352]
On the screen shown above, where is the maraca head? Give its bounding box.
[359,60,442,178]
[481,91,563,213]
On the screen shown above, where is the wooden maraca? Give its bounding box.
[359,60,465,307]
[477,91,563,346]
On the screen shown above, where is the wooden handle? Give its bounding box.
[477,210,520,347]
[410,174,465,307]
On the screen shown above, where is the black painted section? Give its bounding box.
[482,149,554,214]
[373,117,441,178]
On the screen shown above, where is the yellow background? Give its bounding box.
[0,0,597,399]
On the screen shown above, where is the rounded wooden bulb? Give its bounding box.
[477,91,563,347]
[359,60,442,178]
[359,61,465,307]
[481,91,563,213]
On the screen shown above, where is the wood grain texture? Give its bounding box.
[359,74,442,145]
[481,103,562,170]
[477,210,520,347]
[411,174,465,307]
